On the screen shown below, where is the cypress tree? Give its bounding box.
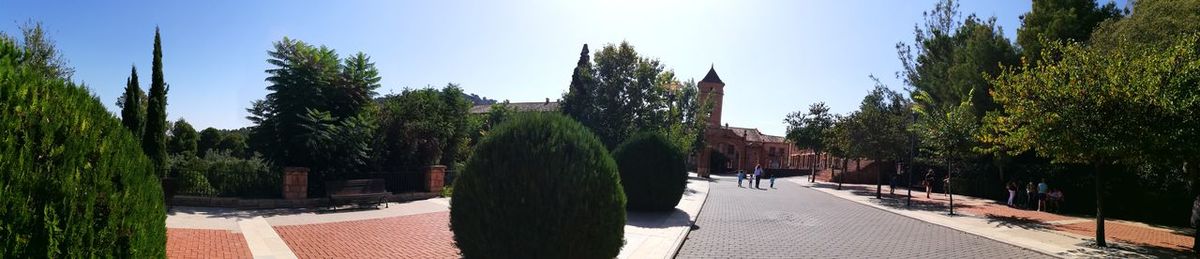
[143,27,169,177]
[560,44,595,128]
[119,65,145,138]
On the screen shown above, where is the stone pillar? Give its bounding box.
[283,167,308,200]
[425,165,446,193]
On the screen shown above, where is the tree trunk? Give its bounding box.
[1188,160,1199,254]
[948,161,955,215]
[839,159,847,190]
[1094,162,1107,247]
[876,159,882,199]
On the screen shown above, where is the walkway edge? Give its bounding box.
[786,178,1081,258]
[238,217,299,259]
[666,176,711,259]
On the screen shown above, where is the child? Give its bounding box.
[737,170,745,187]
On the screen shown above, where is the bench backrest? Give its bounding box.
[326,179,388,196]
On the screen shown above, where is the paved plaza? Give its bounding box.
[676,175,1052,258]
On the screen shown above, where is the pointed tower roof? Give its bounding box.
[701,65,723,84]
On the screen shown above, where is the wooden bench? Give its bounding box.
[326,179,389,210]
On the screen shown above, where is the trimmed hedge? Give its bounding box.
[612,132,688,211]
[0,39,166,257]
[451,113,626,258]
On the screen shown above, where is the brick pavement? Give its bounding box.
[167,228,252,259]
[676,175,1050,258]
[813,180,1197,256]
[273,211,459,258]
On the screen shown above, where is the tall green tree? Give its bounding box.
[372,84,472,171]
[785,102,833,183]
[983,34,1200,247]
[855,77,912,198]
[167,119,199,156]
[247,37,380,175]
[143,27,169,177]
[0,21,74,80]
[898,0,1019,116]
[197,127,222,156]
[1017,0,1123,64]
[1089,0,1200,53]
[561,44,597,130]
[118,65,146,138]
[561,41,696,150]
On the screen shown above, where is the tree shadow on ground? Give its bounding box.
[984,214,1053,230]
[1056,239,1196,259]
[626,208,693,229]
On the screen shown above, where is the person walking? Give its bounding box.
[753,164,764,189]
[1025,181,1037,210]
[1006,181,1017,207]
[737,170,745,188]
[769,168,776,189]
[924,169,935,198]
[1037,178,1049,212]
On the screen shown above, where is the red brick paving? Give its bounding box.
[817,180,1195,252]
[167,228,252,259]
[1055,221,1193,252]
[274,211,459,258]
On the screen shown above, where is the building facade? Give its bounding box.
[695,67,797,177]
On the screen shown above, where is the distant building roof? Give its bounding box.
[469,100,560,114]
[725,126,786,144]
[701,66,723,84]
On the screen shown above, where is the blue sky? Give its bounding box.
[1,0,1124,135]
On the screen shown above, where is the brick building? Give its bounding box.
[695,66,798,177]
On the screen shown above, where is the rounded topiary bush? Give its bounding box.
[0,39,165,257]
[451,113,625,259]
[612,132,688,211]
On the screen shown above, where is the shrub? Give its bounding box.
[0,39,165,257]
[612,132,688,211]
[451,113,626,258]
[169,151,279,198]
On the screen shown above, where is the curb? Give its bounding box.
[666,176,712,259]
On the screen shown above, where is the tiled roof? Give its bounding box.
[469,101,560,114]
[725,126,787,144]
[701,66,723,84]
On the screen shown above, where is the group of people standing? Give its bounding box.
[736,164,775,189]
[1006,179,1064,212]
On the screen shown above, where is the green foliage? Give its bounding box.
[854,77,912,162]
[118,65,145,137]
[167,119,199,156]
[612,132,688,211]
[168,152,278,198]
[0,38,164,257]
[1090,0,1200,53]
[561,41,707,150]
[298,109,375,177]
[144,27,169,177]
[217,130,249,158]
[0,21,74,79]
[247,37,381,195]
[1017,0,1123,64]
[451,113,625,259]
[785,102,834,157]
[897,0,1019,116]
[197,127,221,155]
[373,84,472,171]
[912,90,978,172]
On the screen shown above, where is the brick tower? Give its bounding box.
[697,66,724,177]
[698,65,724,128]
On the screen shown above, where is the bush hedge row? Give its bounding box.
[0,39,165,257]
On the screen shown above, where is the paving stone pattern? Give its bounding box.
[273,211,459,258]
[166,228,252,259]
[676,176,1052,258]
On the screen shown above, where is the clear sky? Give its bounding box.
[0,0,1125,136]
